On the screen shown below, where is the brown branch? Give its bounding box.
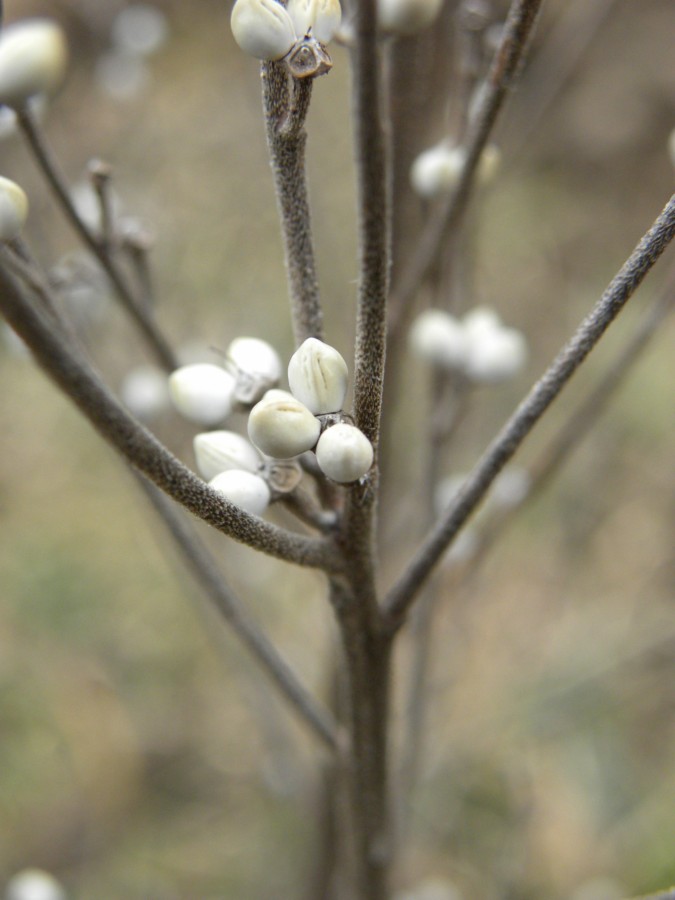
[0,261,343,574]
[16,107,178,371]
[262,63,324,345]
[383,192,675,631]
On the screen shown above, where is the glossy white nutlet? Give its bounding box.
[168,364,235,425]
[5,868,67,900]
[408,309,467,370]
[315,423,373,483]
[230,0,297,60]
[377,0,443,36]
[209,469,271,516]
[120,365,170,420]
[0,19,68,109]
[0,176,29,242]
[227,335,282,404]
[193,430,261,481]
[410,144,462,199]
[463,325,527,384]
[287,0,342,42]
[248,392,321,458]
[287,337,349,414]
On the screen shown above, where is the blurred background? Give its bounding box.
[0,0,673,897]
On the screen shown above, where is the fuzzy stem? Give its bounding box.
[262,63,324,345]
[0,262,342,573]
[16,108,177,371]
[384,193,675,631]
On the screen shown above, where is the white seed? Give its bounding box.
[193,430,261,481]
[287,337,349,414]
[408,309,467,370]
[5,868,67,900]
[209,469,271,516]
[120,364,170,420]
[248,393,321,458]
[315,423,373,483]
[168,364,235,425]
[0,176,28,242]
[410,144,463,199]
[0,19,68,109]
[287,0,342,43]
[377,0,443,36]
[491,467,531,508]
[227,335,282,404]
[461,305,502,339]
[463,325,527,384]
[231,0,297,60]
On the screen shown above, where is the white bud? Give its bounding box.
[491,467,531,508]
[120,364,170,420]
[410,144,463,199]
[377,0,443,36]
[209,469,271,516]
[411,143,500,199]
[227,336,282,405]
[287,0,342,42]
[248,393,321,458]
[461,306,501,339]
[408,309,467,370]
[315,423,373,483]
[287,337,349,414]
[0,176,28,242]
[0,19,68,109]
[464,325,527,384]
[168,364,235,425]
[256,388,296,405]
[231,0,297,60]
[193,430,261,481]
[5,869,67,900]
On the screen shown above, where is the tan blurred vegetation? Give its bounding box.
[0,0,673,897]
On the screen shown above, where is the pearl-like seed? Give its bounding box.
[209,469,271,516]
[231,0,297,60]
[0,19,68,109]
[287,337,349,414]
[194,430,261,481]
[408,309,468,370]
[168,364,235,425]
[315,423,373,483]
[0,176,29,242]
[248,392,321,458]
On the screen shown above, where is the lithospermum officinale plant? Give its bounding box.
[0,1,674,898]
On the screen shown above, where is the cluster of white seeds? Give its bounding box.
[410,142,501,199]
[409,306,527,384]
[168,337,373,516]
[230,0,341,76]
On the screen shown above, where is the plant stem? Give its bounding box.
[0,261,343,573]
[389,0,544,334]
[332,580,392,900]
[17,108,178,371]
[262,62,324,345]
[137,476,341,752]
[383,192,675,631]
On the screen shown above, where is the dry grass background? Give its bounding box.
[0,0,673,897]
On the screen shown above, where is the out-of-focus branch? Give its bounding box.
[137,476,341,752]
[384,192,675,631]
[16,107,178,371]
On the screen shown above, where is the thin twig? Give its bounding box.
[383,192,675,631]
[389,0,544,334]
[262,63,323,345]
[137,476,341,752]
[0,262,343,573]
[16,107,177,371]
